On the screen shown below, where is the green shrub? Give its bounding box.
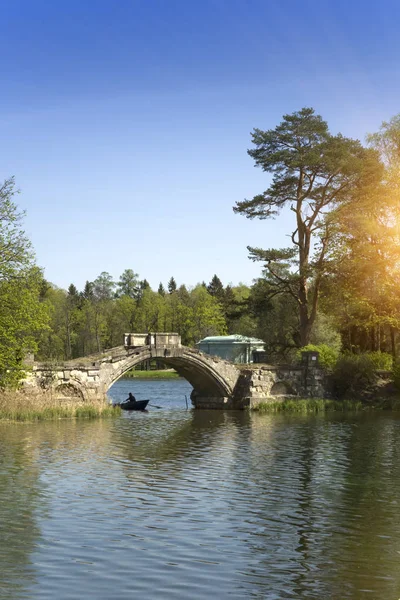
[332,354,380,399]
[297,344,339,371]
[392,362,400,391]
[362,351,393,370]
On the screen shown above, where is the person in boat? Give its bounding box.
[124,392,137,404]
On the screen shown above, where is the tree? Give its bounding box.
[139,279,150,291]
[225,284,254,336]
[117,269,139,298]
[133,288,165,332]
[67,283,79,298]
[0,179,50,385]
[168,277,177,294]
[0,268,49,387]
[248,276,300,360]
[36,285,70,361]
[82,281,94,300]
[93,271,115,301]
[158,282,166,296]
[234,107,382,346]
[188,285,227,343]
[321,114,400,355]
[0,177,34,282]
[207,275,224,301]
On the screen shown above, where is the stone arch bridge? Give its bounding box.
[26,333,325,409]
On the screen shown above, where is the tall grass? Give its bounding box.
[0,392,121,422]
[253,398,363,413]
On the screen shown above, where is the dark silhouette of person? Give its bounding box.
[125,392,136,403]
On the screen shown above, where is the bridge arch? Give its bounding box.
[102,346,239,400]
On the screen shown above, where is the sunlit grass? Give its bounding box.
[122,369,180,379]
[253,398,363,413]
[0,392,121,422]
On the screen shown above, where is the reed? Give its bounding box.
[0,391,121,422]
[253,398,363,413]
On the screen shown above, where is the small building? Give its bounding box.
[196,335,265,364]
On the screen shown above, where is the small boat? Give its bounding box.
[114,399,149,411]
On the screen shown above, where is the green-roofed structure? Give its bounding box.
[196,335,265,364]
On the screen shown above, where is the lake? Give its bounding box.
[1,377,400,599]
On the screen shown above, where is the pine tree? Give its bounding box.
[168,277,177,294]
[82,281,94,300]
[234,107,382,346]
[68,283,78,297]
[207,275,224,300]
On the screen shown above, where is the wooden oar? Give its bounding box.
[148,403,163,409]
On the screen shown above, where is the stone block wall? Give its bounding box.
[236,365,326,408]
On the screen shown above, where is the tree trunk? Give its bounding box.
[298,276,314,346]
[390,326,397,360]
[299,308,311,346]
[370,326,376,351]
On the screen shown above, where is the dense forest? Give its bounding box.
[2,107,400,388]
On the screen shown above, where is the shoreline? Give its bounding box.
[2,389,400,423]
[0,392,121,422]
[121,370,181,379]
[252,397,400,413]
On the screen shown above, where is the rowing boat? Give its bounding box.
[114,399,149,411]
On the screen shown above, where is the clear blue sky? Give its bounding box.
[2,0,400,291]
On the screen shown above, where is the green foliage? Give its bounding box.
[168,276,177,294]
[392,362,400,391]
[0,177,34,280]
[309,313,342,351]
[36,273,230,360]
[332,354,382,399]
[0,269,50,388]
[247,277,299,361]
[186,285,227,344]
[93,271,115,301]
[117,269,139,298]
[297,344,339,371]
[321,114,400,356]
[207,275,224,300]
[0,178,51,388]
[362,351,393,370]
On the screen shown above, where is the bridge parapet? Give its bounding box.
[124,332,181,348]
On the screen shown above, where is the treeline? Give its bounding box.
[36,263,399,364]
[35,271,302,361]
[37,273,228,359]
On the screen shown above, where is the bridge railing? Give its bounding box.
[123,332,181,348]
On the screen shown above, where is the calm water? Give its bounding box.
[1,379,400,599]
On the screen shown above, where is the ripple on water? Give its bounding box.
[2,382,400,599]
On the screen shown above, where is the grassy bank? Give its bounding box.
[0,393,121,422]
[253,398,364,413]
[122,369,180,379]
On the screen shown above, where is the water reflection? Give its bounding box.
[0,424,45,599]
[1,384,400,599]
